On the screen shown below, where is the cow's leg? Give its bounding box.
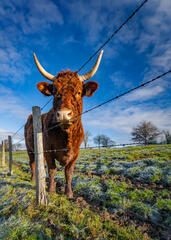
[47,157,57,193]
[29,153,35,181]
[65,160,76,199]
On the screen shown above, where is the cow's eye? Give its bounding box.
[76,91,82,99]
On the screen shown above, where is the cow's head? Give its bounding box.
[34,51,103,128]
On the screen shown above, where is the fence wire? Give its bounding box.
[27,142,143,155]
[13,68,171,148]
[41,69,171,135]
[59,0,149,93]
[9,142,171,160]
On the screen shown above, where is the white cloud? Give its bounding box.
[126,85,164,101]
[84,104,171,134]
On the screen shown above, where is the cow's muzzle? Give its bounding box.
[56,109,73,126]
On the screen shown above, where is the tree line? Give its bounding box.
[83,121,171,148]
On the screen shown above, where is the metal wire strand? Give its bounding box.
[42,69,171,134]
[27,142,143,154]
[55,0,149,95]
[77,0,149,73]
[11,68,171,145]
[12,124,25,138]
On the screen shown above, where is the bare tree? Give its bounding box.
[163,130,171,144]
[131,121,161,145]
[101,135,115,147]
[94,135,103,149]
[94,134,115,148]
[83,130,92,148]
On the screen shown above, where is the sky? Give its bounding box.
[0,0,171,146]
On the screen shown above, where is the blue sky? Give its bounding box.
[0,0,171,146]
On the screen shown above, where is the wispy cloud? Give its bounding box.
[126,85,164,101]
[0,45,31,83]
[0,84,30,120]
[110,71,134,89]
[62,0,138,44]
[0,0,63,34]
[0,0,64,83]
[136,0,171,74]
[149,44,171,71]
[63,36,79,45]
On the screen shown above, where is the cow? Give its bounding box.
[24,50,103,198]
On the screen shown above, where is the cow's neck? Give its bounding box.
[64,118,84,150]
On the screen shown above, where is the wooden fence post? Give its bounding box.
[32,106,47,205]
[8,136,13,175]
[1,140,5,166]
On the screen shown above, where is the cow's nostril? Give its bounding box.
[67,111,72,117]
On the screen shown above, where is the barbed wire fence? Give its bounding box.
[0,1,171,234]
[1,112,171,224]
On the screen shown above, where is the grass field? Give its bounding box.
[0,145,170,239]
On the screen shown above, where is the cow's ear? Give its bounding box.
[36,82,53,96]
[82,81,99,97]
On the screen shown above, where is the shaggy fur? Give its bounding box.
[24,71,98,198]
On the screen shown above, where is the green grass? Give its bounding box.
[0,165,149,240]
[0,144,171,239]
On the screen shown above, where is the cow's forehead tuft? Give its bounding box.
[54,70,82,89]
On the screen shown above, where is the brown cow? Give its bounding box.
[24,51,103,198]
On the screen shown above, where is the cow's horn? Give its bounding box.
[33,53,56,82]
[79,50,103,82]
